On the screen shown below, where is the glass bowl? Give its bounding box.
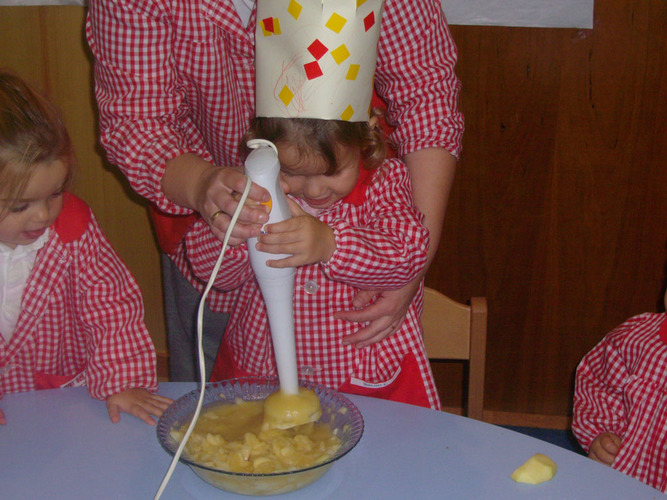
[157,377,364,496]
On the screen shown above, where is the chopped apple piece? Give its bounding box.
[511,453,557,484]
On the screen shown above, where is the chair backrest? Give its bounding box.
[422,287,488,420]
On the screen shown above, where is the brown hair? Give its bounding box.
[0,70,74,215]
[243,111,386,176]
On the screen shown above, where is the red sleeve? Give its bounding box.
[572,326,630,451]
[321,160,429,290]
[86,0,210,215]
[375,0,464,158]
[72,212,158,399]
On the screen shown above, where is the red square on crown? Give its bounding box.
[308,39,329,60]
[364,12,376,32]
[304,61,323,80]
[262,17,275,33]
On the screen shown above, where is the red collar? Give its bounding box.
[53,192,91,243]
[342,165,374,206]
[660,315,667,344]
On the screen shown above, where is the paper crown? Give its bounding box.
[255,0,385,122]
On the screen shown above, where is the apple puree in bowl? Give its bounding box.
[170,396,339,474]
[263,387,322,430]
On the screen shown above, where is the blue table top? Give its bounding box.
[0,382,660,499]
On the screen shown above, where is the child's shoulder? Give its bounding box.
[365,158,408,189]
[52,192,92,243]
[605,312,667,347]
[375,157,408,177]
[368,158,411,193]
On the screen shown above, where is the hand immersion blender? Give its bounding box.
[244,139,299,395]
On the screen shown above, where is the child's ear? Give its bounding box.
[368,115,379,129]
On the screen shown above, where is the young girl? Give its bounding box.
[572,287,667,492]
[0,71,172,425]
[172,113,440,409]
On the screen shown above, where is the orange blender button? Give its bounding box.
[262,198,273,214]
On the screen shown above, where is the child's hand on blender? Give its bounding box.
[257,198,335,268]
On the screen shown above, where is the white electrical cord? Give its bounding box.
[154,177,253,500]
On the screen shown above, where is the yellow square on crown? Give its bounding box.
[331,45,350,64]
[279,85,294,107]
[260,17,281,36]
[325,13,347,33]
[346,64,360,80]
[340,105,354,121]
[287,0,302,20]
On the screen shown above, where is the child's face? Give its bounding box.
[276,142,360,210]
[0,159,67,248]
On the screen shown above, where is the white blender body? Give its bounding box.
[244,139,299,395]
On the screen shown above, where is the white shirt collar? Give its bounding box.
[231,0,255,27]
[0,228,50,342]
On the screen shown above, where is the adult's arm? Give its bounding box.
[375,0,464,160]
[161,154,268,243]
[405,147,457,267]
[86,0,209,214]
[375,0,462,261]
[337,0,463,345]
[86,0,267,236]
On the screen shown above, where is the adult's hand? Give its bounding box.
[162,153,271,245]
[336,279,421,347]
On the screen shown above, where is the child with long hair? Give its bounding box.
[0,70,172,425]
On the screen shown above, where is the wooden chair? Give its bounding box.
[422,287,488,421]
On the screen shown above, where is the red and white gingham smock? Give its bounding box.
[173,160,441,410]
[85,0,463,312]
[0,193,158,401]
[573,312,667,493]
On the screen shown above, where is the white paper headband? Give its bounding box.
[256,0,385,122]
